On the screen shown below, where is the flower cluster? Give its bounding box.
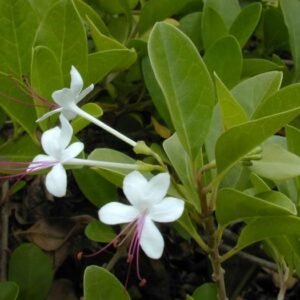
[1,66,185,283]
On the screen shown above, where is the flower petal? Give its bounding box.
[149,197,184,223]
[99,202,139,225]
[77,84,94,103]
[28,154,54,172]
[52,88,74,107]
[140,216,164,259]
[123,171,148,207]
[45,164,67,197]
[70,66,83,95]
[145,173,170,204]
[36,108,63,122]
[58,115,73,149]
[41,126,61,157]
[61,142,84,162]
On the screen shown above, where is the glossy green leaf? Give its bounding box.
[236,216,300,250]
[242,58,284,78]
[286,125,300,156]
[250,143,300,180]
[84,265,130,300]
[73,167,117,207]
[142,57,172,128]
[201,7,227,50]
[229,3,262,48]
[0,282,19,300]
[192,283,218,300]
[281,0,300,81]
[163,133,200,210]
[85,220,115,243]
[148,22,215,160]
[204,35,242,88]
[72,103,103,134]
[249,173,271,194]
[204,0,240,28]
[216,189,296,226]
[8,243,54,300]
[88,49,137,85]
[28,0,57,19]
[97,0,137,14]
[215,75,247,129]
[31,45,64,130]
[138,0,188,34]
[231,71,282,118]
[88,148,135,186]
[34,0,88,83]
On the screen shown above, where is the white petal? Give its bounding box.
[123,171,148,207]
[59,115,73,149]
[99,202,139,225]
[27,154,53,172]
[149,197,184,223]
[45,164,67,197]
[145,173,170,204]
[52,88,75,107]
[36,108,63,122]
[70,66,83,95]
[62,142,84,162]
[140,216,164,259]
[41,127,61,157]
[77,84,94,103]
[62,110,77,120]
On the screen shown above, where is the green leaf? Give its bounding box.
[179,12,203,50]
[88,49,137,85]
[8,243,54,300]
[231,71,282,118]
[31,45,64,130]
[286,125,300,156]
[87,17,125,51]
[97,0,137,14]
[216,189,296,226]
[204,35,242,88]
[34,0,88,83]
[229,3,262,48]
[204,0,240,28]
[250,143,300,180]
[192,283,218,300]
[148,22,215,160]
[142,57,172,128]
[73,167,117,207]
[138,0,188,34]
[85,220,115,243]
[72,103,103,134]
[88,148,135,186]
[215,75,247,129]
[201,7,227,50]
[242,58,284,78]
[236,216,300,250]
[84,265,130,300]
[163,133,200,210]
[280,0,300,81]
[0,282,19,300]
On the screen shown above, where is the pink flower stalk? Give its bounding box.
[82,171,184,286]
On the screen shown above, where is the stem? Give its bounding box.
[277,261,289,300]
[73,105,137,147]
[197,168,227,300]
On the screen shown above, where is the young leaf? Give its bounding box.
[84,265,130,300]
[148,22,215,160]
[204,35,242,88]
[229,3,262,48]
[214,74,247,129]
[216,189,296,226]
[8,243,54,300]
[85,220,115,243]
[192,283,218,300]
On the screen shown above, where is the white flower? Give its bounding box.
[28,115,84,197]
[98,171,185,259]
[37,66,94,122]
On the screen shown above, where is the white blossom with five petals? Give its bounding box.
[28,115,84,197]
[99,171,185,259]
[37,66,94,122]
